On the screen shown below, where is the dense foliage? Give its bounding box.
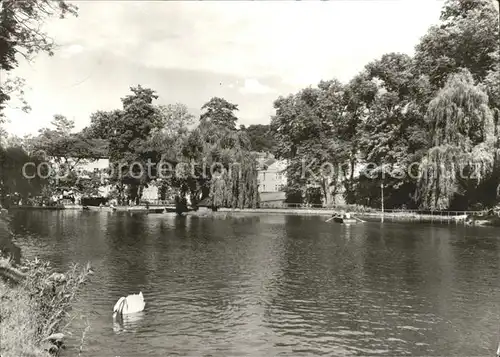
[0,0,79,206]
[0,87,261,209]
[270,0,500,210]
[241,124,276,152]
[0,0,77,122]
[1,0,498,211]
[81,90,260,209]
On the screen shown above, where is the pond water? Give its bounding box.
[7,211,500,356]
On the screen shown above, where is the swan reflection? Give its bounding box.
[112,311,145,333]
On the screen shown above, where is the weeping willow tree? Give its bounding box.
[417,69,495,210]
[209,171,226,210]
[207,141,260,209]
[182,105,260,210]
[228,153,259,209]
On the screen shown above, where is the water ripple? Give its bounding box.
[7,212,500,356]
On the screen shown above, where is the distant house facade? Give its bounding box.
[142,185,159,201]
[257,159,287,193]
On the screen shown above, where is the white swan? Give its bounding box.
[113,292,145,317]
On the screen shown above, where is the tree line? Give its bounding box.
[269,0,500,211]
[1,92,261,209]
[0,0,264,209]
[1,0,499,211]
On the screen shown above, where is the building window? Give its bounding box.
[263,185,266,191]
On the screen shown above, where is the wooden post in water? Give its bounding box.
[381,182,384,223]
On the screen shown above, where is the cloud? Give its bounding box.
[59,44,84,59]
[4,0,444,136]
[42,0,443,87]
[239,79,276,94]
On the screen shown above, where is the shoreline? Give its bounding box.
[7,205,175,213]
[219,207,471,218]
[218,208,500,226]
[6,205,499,226]
[0,253,93,357]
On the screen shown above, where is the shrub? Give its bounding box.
[0,255,93,356]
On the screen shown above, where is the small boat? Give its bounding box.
[83,205,113,212]
[333,217,357,224]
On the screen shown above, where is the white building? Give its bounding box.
[77,159,110,173]
[257,159,287,193]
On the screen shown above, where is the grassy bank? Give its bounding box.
[0,256,93,357]
[0,278,51,357]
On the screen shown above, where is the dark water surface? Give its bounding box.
[8,211,500,356]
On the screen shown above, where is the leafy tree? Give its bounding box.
[416,69,495,209]
[200,97,239,130]
[33,115,105,167]
[0,76,30,122]
[84,110,122,139]
[145,103,195,166]
[50,114,75,135]
[0,144,47,204]
[143,104,200,206]
[348,53,434,207]
[27,115,106,200]
[83,89,258,209]
[358,53,431,166]
[414,0,499,88]
[243,124,276,152]
[157,103,195,137]
[163,97,259,210]
[209,171,226,210]
[86,86,164,204]
[266,0,499,211]
[179,117,259,210]
[270,81,347,206]
[0,0,78,117]
[340,73,378,200]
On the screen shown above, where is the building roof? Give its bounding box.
[260,159,287,172]
[257,157,280,170]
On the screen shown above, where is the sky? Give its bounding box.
[3,0,445,137]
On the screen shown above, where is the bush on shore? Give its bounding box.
[0,255,93,357]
